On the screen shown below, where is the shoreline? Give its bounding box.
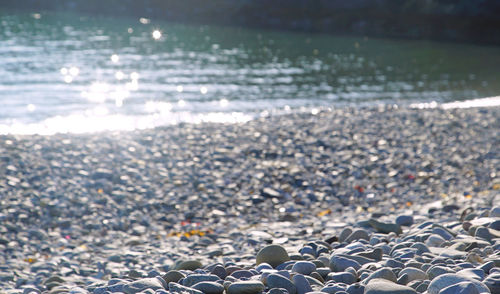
[0,106,499,292]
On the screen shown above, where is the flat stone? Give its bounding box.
[398,268,428,282]
[267,273,296,294]
[429,247,465,259]
[489,206,500,218]
[329,255,361,272]
[230,270,254,279]
[291,261,316,275]
[439,282,480,294]
[426,234,446,247]
[344,229,370,243]
[169,282,203,294]
[368,219,402,235]
[327,272,356,284]
[227,281,265,294]
[123,277,166,294]
[456,268,485,281]
[427,273,490,294]
[396,215,414,227]
[256,245,290,268]
[364,279,416,294]
[293,274,312,294]
[174,260,203,271]
[483,272,500,293]
[191,282,224,294]
[162,270,185,283]
[364,267,397,284]
[353,248,383,261]
[182,274,220,287]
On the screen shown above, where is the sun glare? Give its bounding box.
[152,30,162,40]
[111,54,119,63]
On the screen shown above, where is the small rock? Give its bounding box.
[182,274,220,287]
[329,256,361,272]
[174,260,203,271]
[425,234,446,247]
[364,279,416,294]
[439,281,480,294]
[398,268,427,283]
[368,219,402,235]
[169,282,203,294]
[327,272,356,284]
[291,261,316,275]
[483,272,500,293]
[191,282,224,294]
[364,267,397,284]
[123,277,166,294]
[227,281,265,294]
[267,273,297,294]
[256,245,290,268]
[162,271,185,283]
[489,206,500,218]
[396,215,414,227]
[344,229,370,243]
[427,273,490,294]
[293,274,312,294]
[456,268,485,281]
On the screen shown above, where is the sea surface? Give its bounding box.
[1,11,500,134]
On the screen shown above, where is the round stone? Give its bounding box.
[192,281,224,294]
[162,270,185,283]
[427,273,490,294]
[256,245,290,268]
[174,260,203,271]
[291,261,317,275]
[364,267,397,284]
[267,273,297,294]
[398,268,428,282]
[365,279,416,294]
[227,281,265,294]
[396,215,414,226]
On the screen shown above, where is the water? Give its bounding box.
[1,11,500,134]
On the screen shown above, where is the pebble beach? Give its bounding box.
[0,106,499,294]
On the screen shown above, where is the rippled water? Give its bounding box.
[1,11,500,134]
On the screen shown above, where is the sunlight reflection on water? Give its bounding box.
[0,11,499,135]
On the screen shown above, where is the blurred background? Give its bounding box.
[1,0,499,134]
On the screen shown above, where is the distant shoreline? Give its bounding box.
[3,0,500,45]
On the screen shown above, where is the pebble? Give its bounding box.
[368,219,402,235]
[292,274,312,294]
[438,282,481,294]
[162,271,185,283]
[489,206,500,218]
[327,272,357,284]
[227,281,265,294]
[398,268,428,283]
[266,273,297,294]
[191,281,225,294]
[364,268,397,284]
[364,279,417,294]
[182,274,220,287]
[427,273,491,294]
[0,107,499,294]
[344,229,370,243]
[174,260,203,271]
[329,256,361,272]
[256,245,290,268]
[483,272,500,293]
[396,215,414,227]
[291,261,316,275]
[122,278,166,294]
